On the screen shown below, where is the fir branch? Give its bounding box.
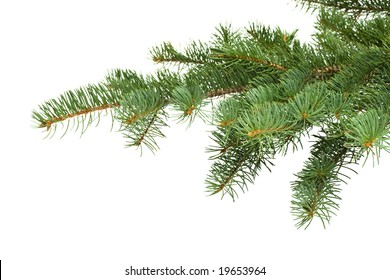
[183,63,258,100]
[291,135,356,228]
[287,84,328,125]
[311,64,342,79]
[212,52,287,71]
[33,4,390,228]
[152,57,203,65]
[317,8,390,48]
[296,0,390,15]
[205,141,270,200]
[246,24,298,49]
[32,84,122,132]
[171,82,209,124]
[35,103,120,130]
[207,86,247,98]
[151,41,210,65]
[122,111,168,153]
[212,24,241,46]
[135,113,157,146]
[329,48,390,93]
[116,88,167,150]
[209,153,248,197]
[343,109,390,160]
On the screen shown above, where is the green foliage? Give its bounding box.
[291,134,356,228]
[295,0,390,16]
[32,83,121,137]
[32,0,390,228]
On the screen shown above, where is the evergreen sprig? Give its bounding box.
[291,134,357,228]
[296,0,390,16]
[32,0,390,228]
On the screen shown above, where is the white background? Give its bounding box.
[1,0,389,279]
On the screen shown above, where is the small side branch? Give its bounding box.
[153,57,204,65]
[207,86,247,98]
[298,0,390,14]
[38,103,120,130]
[213,53,287,71]
[134,113,157,146]
[212,155,246,195]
